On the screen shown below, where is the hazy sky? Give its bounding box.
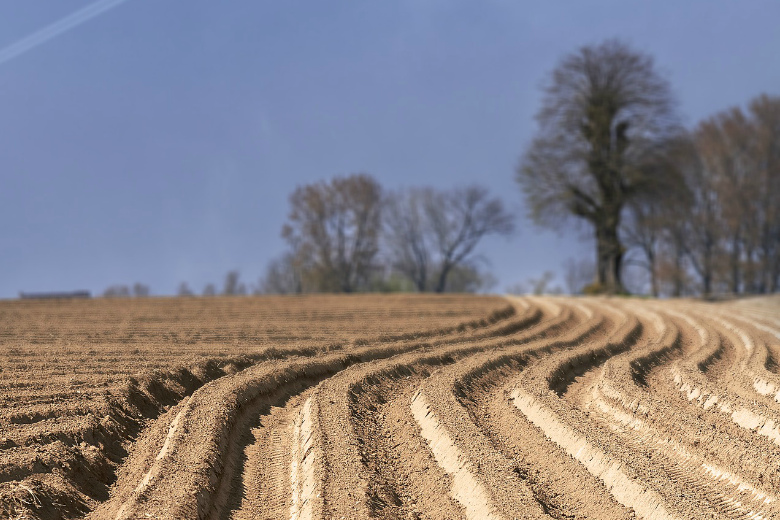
[1,1,778,297]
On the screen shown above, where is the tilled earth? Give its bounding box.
[2,294,780,520]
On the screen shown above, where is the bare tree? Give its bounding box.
[282,173,383,293]
[695,110,753,293]
[203,283,216,296]
[622,146,688,297]
[177,282,194,296]
[699,96,780,295]
[507,271,563,295]
[674,132,721,296]
[654,234,692,297]
[132,283,150,297]
[676,97,780,297]
[440,263,497,293]
[385,188,432,291]
[222,270,246,295]
[517,39,679,294]
[103,285,130,298]
[385,186,512,293]
[563,257,595,294]
[423,185,514,293]
[622,198,663,296]
[750,94,780,292]
[257,253,303,294]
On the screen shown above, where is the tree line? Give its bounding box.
[100,39,777,299]
[100,179,513,297]
[259,175,514,294]
[622,95,780,297]
[517,39,779,297]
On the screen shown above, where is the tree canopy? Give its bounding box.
[517,39,680,294]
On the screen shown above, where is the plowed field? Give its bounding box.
[2,294,780,520]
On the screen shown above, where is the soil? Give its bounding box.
[2,294,780,520]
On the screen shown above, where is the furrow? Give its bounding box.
[11,295,780,520]
[570,302,780,518]
[662,308,780,451]
[216,297,541,520]
[403,299,620,519]
[576,307,770,516]
[89,298,532,520]
[690,308,780,411]
[509,386,677,520]
[309,297,569,519]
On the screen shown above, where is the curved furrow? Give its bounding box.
[583,302,780,518]
[478,300,767,518]
[572,304,780,518]
[289,395,324,520]
[458,363,634,519]
[721,313,780,396]
[731,311,780,376]
[95,297,538,520]
[656,306,780,472]
[29,295,779,520]
[729,311,780,375]
[690,308,780,411]
[307,297,577,519]
[436,301,630,520]
[209,296,567,520]
[321,351,488,519]
[190,296,548,520]
[729,311,780,343]
[497,302,696,519]
[731,297,780,324]
[398,300,620,519]
[87,300,524,520]
[90,357,354,520]
[507,304,698,518]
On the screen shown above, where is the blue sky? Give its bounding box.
[1,1,778,297]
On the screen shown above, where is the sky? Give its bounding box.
[1,1,778,298]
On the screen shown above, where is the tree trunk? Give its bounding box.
[596,221,624,294]
[773,257,780,293]
[702,238,713,297]
[729,234,741,295]
[672,244,684,297]
[434,263,452,293]
[648,249,659,298]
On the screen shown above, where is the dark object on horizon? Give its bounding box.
[19,291,91,299]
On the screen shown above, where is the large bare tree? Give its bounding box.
[517,39,679,294]
[282,173,383,293]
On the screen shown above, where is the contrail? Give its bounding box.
[0,0,131,66]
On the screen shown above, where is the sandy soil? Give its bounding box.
[0,294,507,519]
[2,294,780,520]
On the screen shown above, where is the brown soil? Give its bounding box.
[2,294,780,520]
[0,294,507,519]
